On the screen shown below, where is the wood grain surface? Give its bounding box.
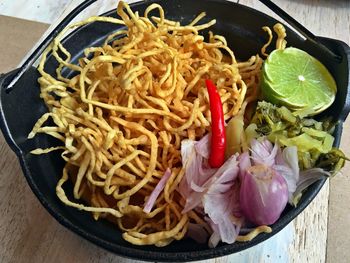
[0,1,349,262]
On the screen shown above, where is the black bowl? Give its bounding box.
[1,0,350,261]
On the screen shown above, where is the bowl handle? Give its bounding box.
[0,69,23,155]
[317,37,350,122]
[3,0,98,93]
[258,0,341,62]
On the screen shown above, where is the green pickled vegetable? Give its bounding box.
[317,148,349,175]
[250,101,346,173]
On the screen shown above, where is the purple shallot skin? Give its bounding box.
[240,164,288,226]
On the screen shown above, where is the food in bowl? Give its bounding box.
[28,1,346,248]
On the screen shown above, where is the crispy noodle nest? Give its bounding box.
[29,1,287,247]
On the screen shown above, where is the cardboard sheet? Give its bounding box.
[0,15,48,73]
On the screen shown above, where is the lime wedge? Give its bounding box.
[261,47,337,115]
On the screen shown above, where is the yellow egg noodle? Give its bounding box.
[29,1,287,246]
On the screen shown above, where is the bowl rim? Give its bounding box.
[0,0,349,261]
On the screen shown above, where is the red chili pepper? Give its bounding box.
[205,79,226,168]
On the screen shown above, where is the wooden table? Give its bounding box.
[0,0,349,262]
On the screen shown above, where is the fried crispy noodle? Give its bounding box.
[29,1,286,246]
[236,226,272,242]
